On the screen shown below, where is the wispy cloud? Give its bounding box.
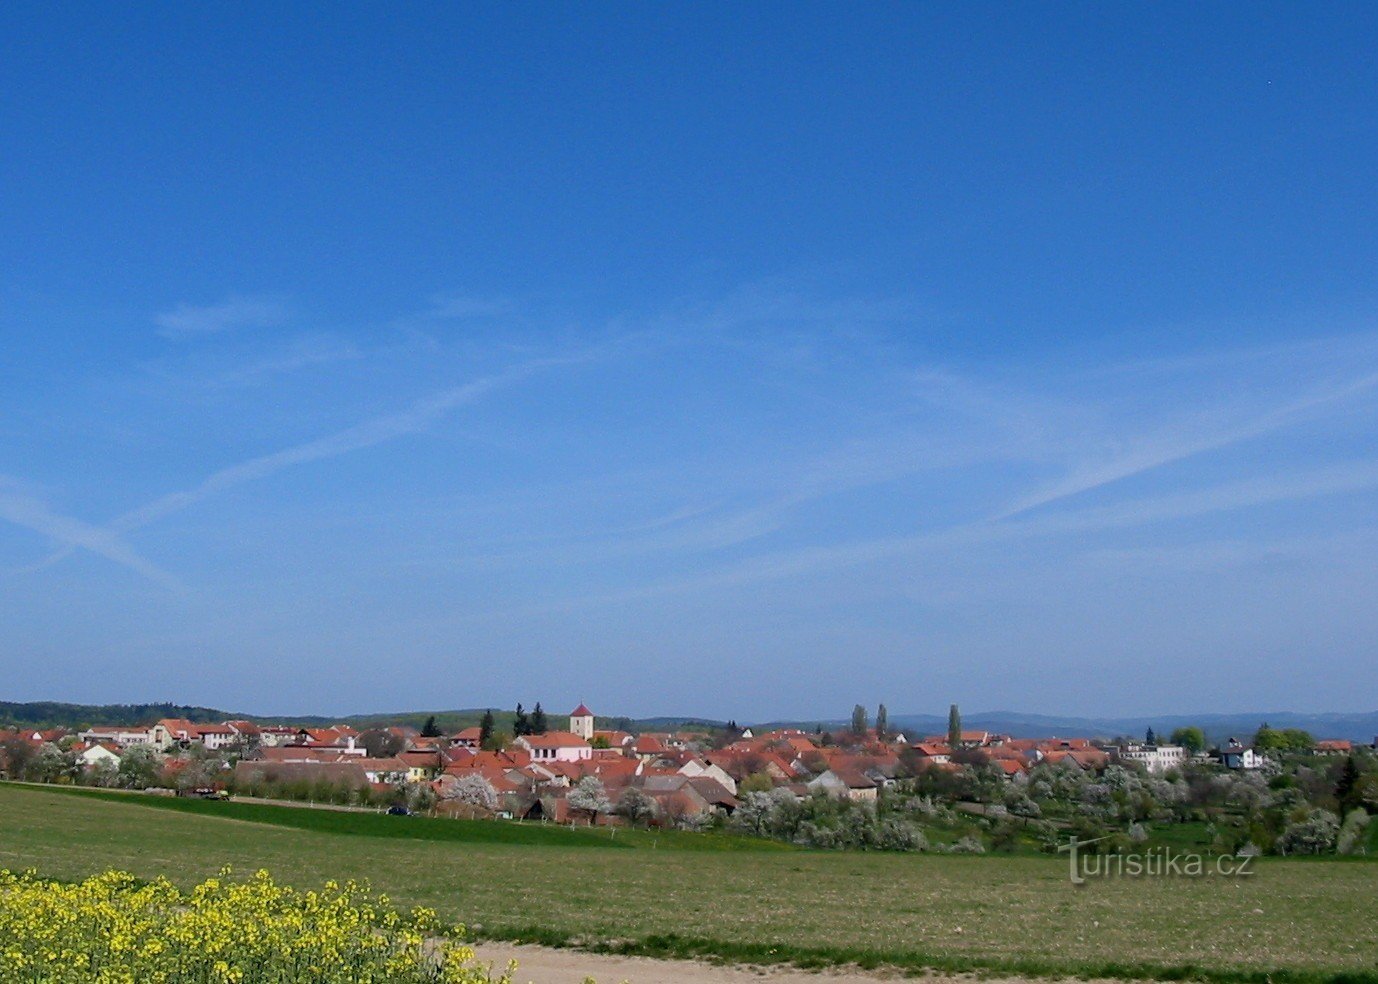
[214,338,362,386]
[116,363,544,532]
[0,477,178,588]
[469,458,1378,619]
[991,367,1378,521]
[156,295,288,339]
[447,337,1378,612]
[30,351,597,579]
[424,292,511,321]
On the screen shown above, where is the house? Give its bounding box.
[398,749,443,781]
[807,768,878,802]
[1314,739,1352,756]
[911,742,952,765]
[629,734,668,762]
[1218,740,1267,770]
[592,730,633,748]
[677,758,738,795]
[74,741,122,769]
[150,719,238,750]
[921,730,995,749]
[1039,747,1109,770]
[76,727,154,747]
[151,719,197,747]
[354,757,412,785]
[634,774,738,820]
[257,727,298,747]
[514,731,593,763]
[1118,743,1188,774]
[195,726,238,751]
[450,727,484,749]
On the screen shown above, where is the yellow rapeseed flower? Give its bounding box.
[0,867,518,983]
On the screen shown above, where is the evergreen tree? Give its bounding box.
[1337,755,1363,814]
[948,704,962,749]
[850,704,868,736]
[530,702,548,734]
[1145,727,1157,745]
[478,709,494,747]
[875,704,889,742]
[513,703,530,737]
[420,715,441,738]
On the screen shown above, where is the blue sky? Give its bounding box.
[2,4,1376,719]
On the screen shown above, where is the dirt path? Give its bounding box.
[473,943,1032,984]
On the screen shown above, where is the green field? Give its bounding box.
[1,783,1375,982]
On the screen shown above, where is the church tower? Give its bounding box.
[569,703,594,740]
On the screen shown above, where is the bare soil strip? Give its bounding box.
[474,942,1025,984]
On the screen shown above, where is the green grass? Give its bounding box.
[1145,820,1218,851]
[2,783,1375,983]
[29,785,790,852]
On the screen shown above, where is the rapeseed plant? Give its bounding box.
[0,867,514,983]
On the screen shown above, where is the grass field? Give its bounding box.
[1,783,1375,982]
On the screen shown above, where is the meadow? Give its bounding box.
[1,783,1375,982]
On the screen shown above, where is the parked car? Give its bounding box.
[386,805,411,816]
[179,787,229,800]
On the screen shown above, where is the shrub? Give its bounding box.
[1275,808,1341,855]
[1336,808,1371,856]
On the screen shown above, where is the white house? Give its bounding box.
[77,727,153,747]
[677,758,738,795]
[150,719,240,751]
[1219,740,1267,770]
[257,727,299,747]
[515,731,593,763]
[911,742,952,765]
[75,742,122,768]
[197,726,238,751]
[1118,743,1188,774]
[807,769,878,802]
[357,758,410,785]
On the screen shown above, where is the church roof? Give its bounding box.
[570,704,594,718]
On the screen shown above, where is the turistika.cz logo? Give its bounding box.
[1058,835,1256,885]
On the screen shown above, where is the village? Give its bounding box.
[2,703,1365,835]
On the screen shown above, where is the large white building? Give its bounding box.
[1118,743,1188,773]
[76,727,154,747]
[514,731,593,763]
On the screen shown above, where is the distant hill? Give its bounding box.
[947,710,1378,744]
[0,701,238,730]
[330,709,726,734]
[0,701,726,735]
[762,710,1378,744]
[5,700,1374,743]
